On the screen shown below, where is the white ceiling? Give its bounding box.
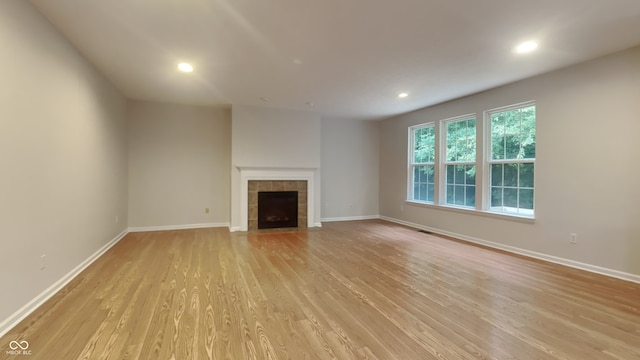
[30,0,640,120]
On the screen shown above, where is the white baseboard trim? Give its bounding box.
[380,216,640,285]
[0,229,129,338]
[321,215,380,223]
[128,222,230,232]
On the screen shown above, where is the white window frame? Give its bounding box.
[408,123,436,203]
[483,101,536,218]
[440,114,477,209]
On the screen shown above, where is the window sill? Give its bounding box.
[404,200,535,224]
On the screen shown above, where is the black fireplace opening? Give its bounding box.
[258,191,298,229]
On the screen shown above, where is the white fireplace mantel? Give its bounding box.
[234,166,320,232]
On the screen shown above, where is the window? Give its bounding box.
[444,117,476,207]
[406,101,536,219]
[409,124,435,202]
[487,103,536,216]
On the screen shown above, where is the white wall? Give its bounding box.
[128,101,231,229]
[379,46,640,278]
[230,105,322,229]
[321,119,379,221]
[0,0,128,325]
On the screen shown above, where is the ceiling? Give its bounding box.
[30,0,640,120]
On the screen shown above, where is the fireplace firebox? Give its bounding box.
[258,191,298,229]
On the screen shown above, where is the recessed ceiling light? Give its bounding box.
[177,62,194,72]
[398,92,409,98]
[514,41,538,54]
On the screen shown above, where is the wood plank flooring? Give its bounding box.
[1,220,639,359]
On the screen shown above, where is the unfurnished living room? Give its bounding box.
[1,0,640,359]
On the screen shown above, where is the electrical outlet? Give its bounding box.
[569,233,578,244]
[115,215,119,224]
[205,208,210,214]
[40,254,46,271]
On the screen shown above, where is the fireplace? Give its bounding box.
[248,180,307,231]
[258,191,298,229]
[235,167,317,232]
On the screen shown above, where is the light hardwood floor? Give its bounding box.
[2,220,639,359]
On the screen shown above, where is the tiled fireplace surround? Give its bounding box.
[248,180,307,231]
[236,167,318,232]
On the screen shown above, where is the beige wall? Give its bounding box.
[231,105,322,168]
[0,1,128,324]
[379,46,640,277]
[321,118,380,220]
[128,101,231,228]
